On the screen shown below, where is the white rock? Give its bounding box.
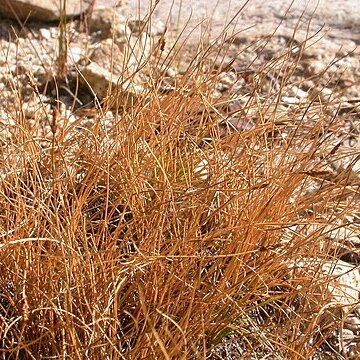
[166,67,176,78]
[290,86,308,100]
[344,314,360,332]
[322,260,360,307]
[80,62,143,104]
[194,159,210,181]
[290,258,360,308]
[90,8,126,39]
[68,46,82,64]
[281,96,300,105]
[151,20,166,36]
[39,28,51,40]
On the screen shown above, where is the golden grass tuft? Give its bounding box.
[0,6,359,359]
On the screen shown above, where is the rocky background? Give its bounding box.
[0,1,359,359]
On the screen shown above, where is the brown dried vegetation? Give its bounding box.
[0,4,359,359]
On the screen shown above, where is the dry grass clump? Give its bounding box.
[0,10,359,360]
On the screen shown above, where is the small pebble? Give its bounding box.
[39,28,52,40]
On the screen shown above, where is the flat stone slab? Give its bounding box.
[0,0,95,22]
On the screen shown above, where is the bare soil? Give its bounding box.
[108,0,360,44]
